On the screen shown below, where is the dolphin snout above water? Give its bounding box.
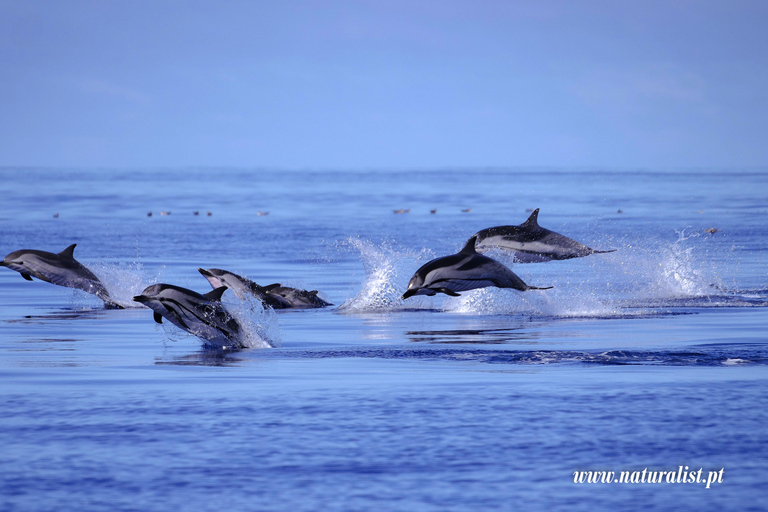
[402,236,552,299]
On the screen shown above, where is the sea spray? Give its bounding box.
[657,229,720,297]
[600,229,726,307]
[226,295,281,348]
[89,260,158,309]
[337,237,435,312]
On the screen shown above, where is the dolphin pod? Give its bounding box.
[472,208,616,262]
[2,210,615,348]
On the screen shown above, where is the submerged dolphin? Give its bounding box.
[133,284,246,349]
[0,244,123,308]
[402,236,552,299]
[472,209,616,262]
[198,268,332,309]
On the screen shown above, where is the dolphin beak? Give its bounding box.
[402,288,418,300]
[198,268,211,277]
[133,295,149,303]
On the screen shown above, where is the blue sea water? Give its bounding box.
[1,167,767,511]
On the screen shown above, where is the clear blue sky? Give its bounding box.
[1,0,766,168]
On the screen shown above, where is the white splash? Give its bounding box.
[337,237,434,312]
[226,295,281,349]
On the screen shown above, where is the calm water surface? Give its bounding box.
[1,168,767,511]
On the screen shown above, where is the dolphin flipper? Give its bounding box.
[21,273,33,281]
[153,312,163,324]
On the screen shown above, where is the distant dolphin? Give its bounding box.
[198,268,332,309]
[472,208,616,262]
[402,236,552,299]
[0,244,123,308]
[133,284,246,349]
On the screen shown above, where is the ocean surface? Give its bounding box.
[1,167,766,511]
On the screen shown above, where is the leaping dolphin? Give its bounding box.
[472,209,616,262]
[0,244,123,308]
[198,268,332,309]
[133,284,246,349]
[402,236,552,299]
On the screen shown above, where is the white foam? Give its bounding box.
[337,237,434,312]
[89,260,159,308]
[226,296,281,349]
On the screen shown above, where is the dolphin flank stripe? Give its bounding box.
[454,259,489,272]
[430,277,501,285]
[158,298,195,331]
[162,297,237,339]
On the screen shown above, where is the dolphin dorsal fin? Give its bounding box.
[204,286,228,301]
[460,236,478,255]
[522,208,540,227]
[59,244,77,259]
[264,283,282,291]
